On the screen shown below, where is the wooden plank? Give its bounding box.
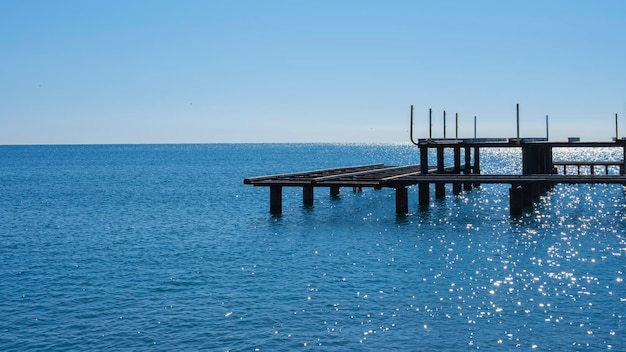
[380,165,460,181]
[244,163,384,184]
[311,165,410,182]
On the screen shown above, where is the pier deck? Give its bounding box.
[245,165,626,188]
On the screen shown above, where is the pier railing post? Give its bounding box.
[516,103,520,140]
[429,108,432,139]
[443,110,446,138]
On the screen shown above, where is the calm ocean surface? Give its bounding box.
[1,143,625,351]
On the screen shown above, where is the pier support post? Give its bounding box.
[270,185,282,214]
[395,186,409,214]
[532,182,541,197]
[420,145,429,175]
[330,186,340,197]
[454,146,461,173]
[452,182,462,195]
[435,182,446,199]
[437,147,445,173]
[473,147,481,187]
[418,146,430,205]
[522,184,534,207]
[509,185,523,216]
[418,183,430,206]
[623,146,626,175]
[464,146,472,190]
[303,186,314,206]
[453,146,461,195]
[436,147,446,197]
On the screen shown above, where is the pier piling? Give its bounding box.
[436,147,446,198]
[419,183,430,205]
[303,186,314,205]
[509,185,523,216]
[270,185,282,214]
[396,186,409,214]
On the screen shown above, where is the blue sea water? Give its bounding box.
[1,143,625,351]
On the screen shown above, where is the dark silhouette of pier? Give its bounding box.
[244,105,626,216]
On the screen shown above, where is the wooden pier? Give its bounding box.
[245,139,626,215]
[244,106,626,216]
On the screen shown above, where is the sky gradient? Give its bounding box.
[1,0,625,144]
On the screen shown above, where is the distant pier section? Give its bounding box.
[244,105,626,216]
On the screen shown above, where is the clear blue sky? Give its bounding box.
[1,0,625,144]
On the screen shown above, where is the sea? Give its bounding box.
[1,143,625,351]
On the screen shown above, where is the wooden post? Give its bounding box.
[473,146,481,187]
[437,147,444,173]
[464,146,472,190]
[452,182,462,195]
[455,113,459,139]
[545,145,554,190]
[435,182,446,198]
[453,145,462,194]
[623,145,626,175]
[396,186,408,214]
[420,145,429,174]
[436,146,445,198]
[523,184,533,207]
[270,185,282,214]
[419,144,430,203]
[303,185,314,205]
[532,182,541,197]
[419,183,430,206]
[510,185,523,216]
[330,185,340,197]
